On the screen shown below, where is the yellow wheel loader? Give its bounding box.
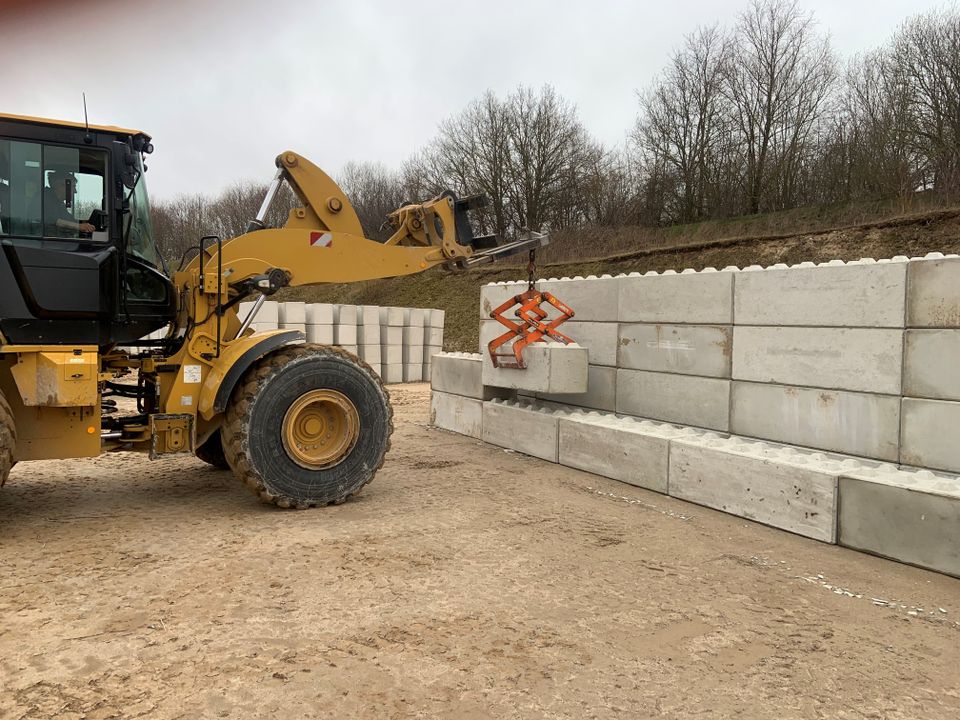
[0,113,545,508]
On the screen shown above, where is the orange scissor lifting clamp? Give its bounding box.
[487,289,576,369]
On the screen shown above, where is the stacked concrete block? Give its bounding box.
[900,255,960,473]
[333,305,359,355]
[423,309,444,380]
[429,352,512,438]
[305,303,334,344]
[277,301,307,334]
[250,300,279,334]
[483,342,589,394]
[378,306,403,383]
[358,306,382,377]
[838,465,960,578]
[481,398,564,462]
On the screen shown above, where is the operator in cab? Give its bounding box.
[44,169,95,237]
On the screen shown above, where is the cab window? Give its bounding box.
[0,138,107,241]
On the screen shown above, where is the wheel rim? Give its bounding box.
[281,389,360,470]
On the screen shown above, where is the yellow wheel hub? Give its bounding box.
[281,389,360,470]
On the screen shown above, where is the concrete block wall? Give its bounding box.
[237,301,443,383]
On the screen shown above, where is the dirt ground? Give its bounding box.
[2,383,959,719]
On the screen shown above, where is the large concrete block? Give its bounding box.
[538,364,617,412]
[907,256,960,327]
[382,364,404,384]
[427,326,444,346]
[537,276,620,322]
[334,324,357,345]
[429,309,446,328]
[306,303,334,325]
[404,308,428,327]
[480,319,617,367]
[558,413,707,492]
[339,344,359,356]
[900,398,960,473]
[278,301,306,326]
[359,344,382,364]
[366,361,382,377]
[731,381,900,461]
[481,399,561,461]
[257,300,280,326]
[359,322,381,344]
[839,466,960,578]
[431,352,513,400]
[379,306,405,326]
[903,330,960,401]
[403,325,425,347]
[306,325,334,344]
[403,363,422,383]
[334,304,358,325]
[619,270,733,324]
[382,326,402,345]
[616,369,730,431]
[735,261,907,327]
[403,343,424,364]
[670,436,852,542]
[618,324,732,378]
[732,326,903,394]
[382,345,402,365]
[480,281,526,318]
[483,342,589,394]
[430,391,482,438]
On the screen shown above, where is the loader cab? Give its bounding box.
[0,113,175,347]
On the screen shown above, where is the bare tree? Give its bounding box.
[337,161,405,240]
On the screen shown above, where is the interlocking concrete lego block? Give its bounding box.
[403,325,425,347]
[538,364,617,412]
[403,343,424,364]
[430,391,483,438]
[482,342,588,394]
[382,345,402,365]
[404,308,428,327]
[731,381,900,461]
[903,330,960,401]
[432,352,514,400]
[359,305,379,324]
[366,362,382,377]
[619,270,733,324]
[559,413,706,492]
[732,327,903,394]
[278,302,306,327]
[306,325,334,344]
[618,324,732,378]
[616,369,730,431]
[382,326,402,345]
[379,306,405,326]
[735,261,907,327]
[537,276,621,322]
[429,309,446,328]
[339,344,358,357]
[480,319,617,367]
[334,304,358,325]
[403,363,422,383]
[359,322,381,344]
[670,436,852,542]
[427,326,444,346]
[900,398,960,473]
[481,399,562,461]
[425,345,443,360]
[359,344,382,364]
[839,466,960,577]
[256,300,280,326]
[382,363,404,384]
[335,323,357,345]
[480,281,525,318]
[306,303,334,325]
[907,256,960,327]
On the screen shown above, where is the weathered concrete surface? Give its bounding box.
[907,256,960,327]
[359,344,382,364]
[731,381,900,461]
[616,369,730,431]
[839,467,960,578]
[479,282,525,318]
[900,398,960,473]
[403,342,424,364]
[428,309,446,328]
[427,326,444,346]
[537,276,621,322]
[538,364,617,412]
[430,390,483,438]
[903,330,960,401]
[732,326,903,395]
[483,343,589,394]
[480,319,617,367]
[306,325,334,344]
[360,322,382,345]
[306,303,335,325]
[670,437,846,542]
[404,308,427,326]
[278,301,306,326]
[382,345,402,365]
[619,270,733,324]
[254,300,279,325]
[403,363,423,383]
[403,325,425,349]
[735,262,907,327]
[334,304,358,325]
[481,399,560,461]
[383,326,403,346]
[382,364,404,384]
[558,414,702,492]
[431,353,511,401]
[334,323,358,346]
[618,324,732,378]
[379,306,406,326]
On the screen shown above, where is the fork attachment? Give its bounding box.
[487,290,575,369]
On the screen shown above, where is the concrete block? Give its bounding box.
[278,302,306,326]
[425,345,442,360]
[618,324,732,378]
[731,381,900,461]
[382,345,402,365]
[430,391,483,438]
[427,326,444,346]
[483,342,588,394]
[538,364,617,412]
[306,325,334,344]
[257,300,280,325]
[359,322,381,345]
[839,466,960,577]
[482,320,618,367]
[429,309,446,328]
[403,364,421,383]
[670,436,849,542]
[616,369,730,431]
[334,324,357,345]
[382,326,402,345]
[732,327,903,394]
[339,344,358,356]
[283,322,306,334]
[359,305,380,324]
[359,344,382,364]
[366,362,381,377]
[537,276,621,322]
[558,413,705,492]
[619,270,733,324]
[382,363,404,384]
[403,325,425,347]
[379,306,405,326]
[403,343,424,364]
[306,303,334,325]
[735,262,907,327]
[404,308,427,327]
[481,399,561,461]
[900,398,960,473]
[431,352,511,400]
[480,282,525,318]
[334,304,358,325]
[907,256,960,327]
[903,330,960,401]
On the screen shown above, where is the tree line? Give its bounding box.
[151,0,960,264]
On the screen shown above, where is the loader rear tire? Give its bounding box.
[0,389,16,487]
[196,430,229,470]
[221,344,392,509]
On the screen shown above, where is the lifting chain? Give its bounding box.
[527,248,537,291]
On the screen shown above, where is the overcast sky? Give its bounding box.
[0,0,945,201]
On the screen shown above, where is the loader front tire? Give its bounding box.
[0,389,16,487]
[222,344,392,509]
[195,430,229,470]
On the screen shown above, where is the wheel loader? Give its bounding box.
[0,113,545,508]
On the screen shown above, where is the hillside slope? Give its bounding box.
[283,206,960,353]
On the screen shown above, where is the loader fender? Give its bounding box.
[198,329,304,420]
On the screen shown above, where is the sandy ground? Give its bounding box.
[1,382,959,719]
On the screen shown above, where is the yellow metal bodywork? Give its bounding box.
[6,346,98,407]
[0,111,148,139]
